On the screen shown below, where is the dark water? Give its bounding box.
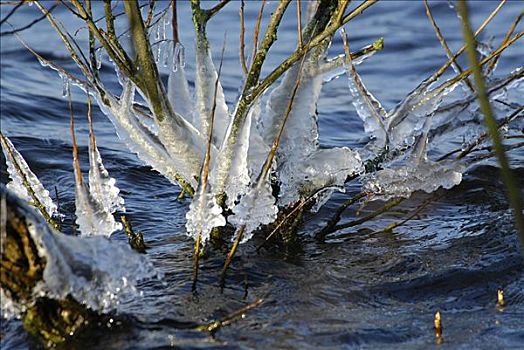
[1,1,524,349]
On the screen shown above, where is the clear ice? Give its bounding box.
[0,134,58,218]
[88,126,125,214]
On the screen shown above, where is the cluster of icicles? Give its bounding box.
[44,15,524,247]
[11,11,524,250]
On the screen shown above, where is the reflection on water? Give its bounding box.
[1,1,523,349]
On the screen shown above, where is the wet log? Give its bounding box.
[0,186,104,346]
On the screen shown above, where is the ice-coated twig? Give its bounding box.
[87,96,125,214]
[69,91,122,237]
[0,133,59,229]
[186,39,228,290]
[341,30,387,149]
[221,55,307,285]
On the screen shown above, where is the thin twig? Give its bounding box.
[205,0,231,20]
[424,0,474,92]
[0,0,25,26]
[430,0,507,85]
[259,185,343,250]
[192,36,227,291]
[297,0,303,48]
[371,193,443,235]
[456,106,523,160]
[239,0,248,75]
[171,0,179,44]
[196,298,264,333]
[332,198,405,234]
[250,0,266,70]
[1,2,58,36]
[487,10,523,74]
[315,192,369,241]
[0,133,60,230]
[221,52,308,286]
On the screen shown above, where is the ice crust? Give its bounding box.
[185,191,226,245]
[363,160,464,201]
[228,179,279,243]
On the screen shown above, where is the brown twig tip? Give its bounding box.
[496,289,505,309]
[434,311,443,344]
[120,215,146,253]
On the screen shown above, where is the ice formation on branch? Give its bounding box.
[28,4,522,247]
[71,105,124,237]
[0,134,58,218]
[185,191,226,244]
[1,189,156,318]
[195,30,231,147]
[228,179,279,243]
[88,121,125,214]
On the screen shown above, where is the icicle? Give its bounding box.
[101,63,204,189]
[363,160,464,201]
[386,76,461,151]
[162,41,172,68]
[341,32,387,149]
[167,43,194,125]
[228,178,278,243]
[88,133,125,214]
[173,42,186,71]
[156,40,164,65]
[246,100,270,180]
[185,191,226,245]
[0,134,58,218]
[318,43,382,83]
[223,106,253,209]
[61,73,70,98]
[74,177,122,237]
[96,48,103,70]
[279,147,363,207]
[194,29,230,145]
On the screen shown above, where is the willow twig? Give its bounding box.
[239,0,248,75]
[328,198,405,239]
[297,0,303,48]
[430,0,506,85]
[33,1,91,79]
[372,193,443,235]
[458,0,524,253]
[120,215,146,253]
[487,10,523,74]
[424,0,474,92]
[315,192,370,241]
[196,298,264,333]
[250,0,266,68]
[1,2,59,36]
[192,37,227,291]
[0,0,25,26]
[221,52,308,286]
